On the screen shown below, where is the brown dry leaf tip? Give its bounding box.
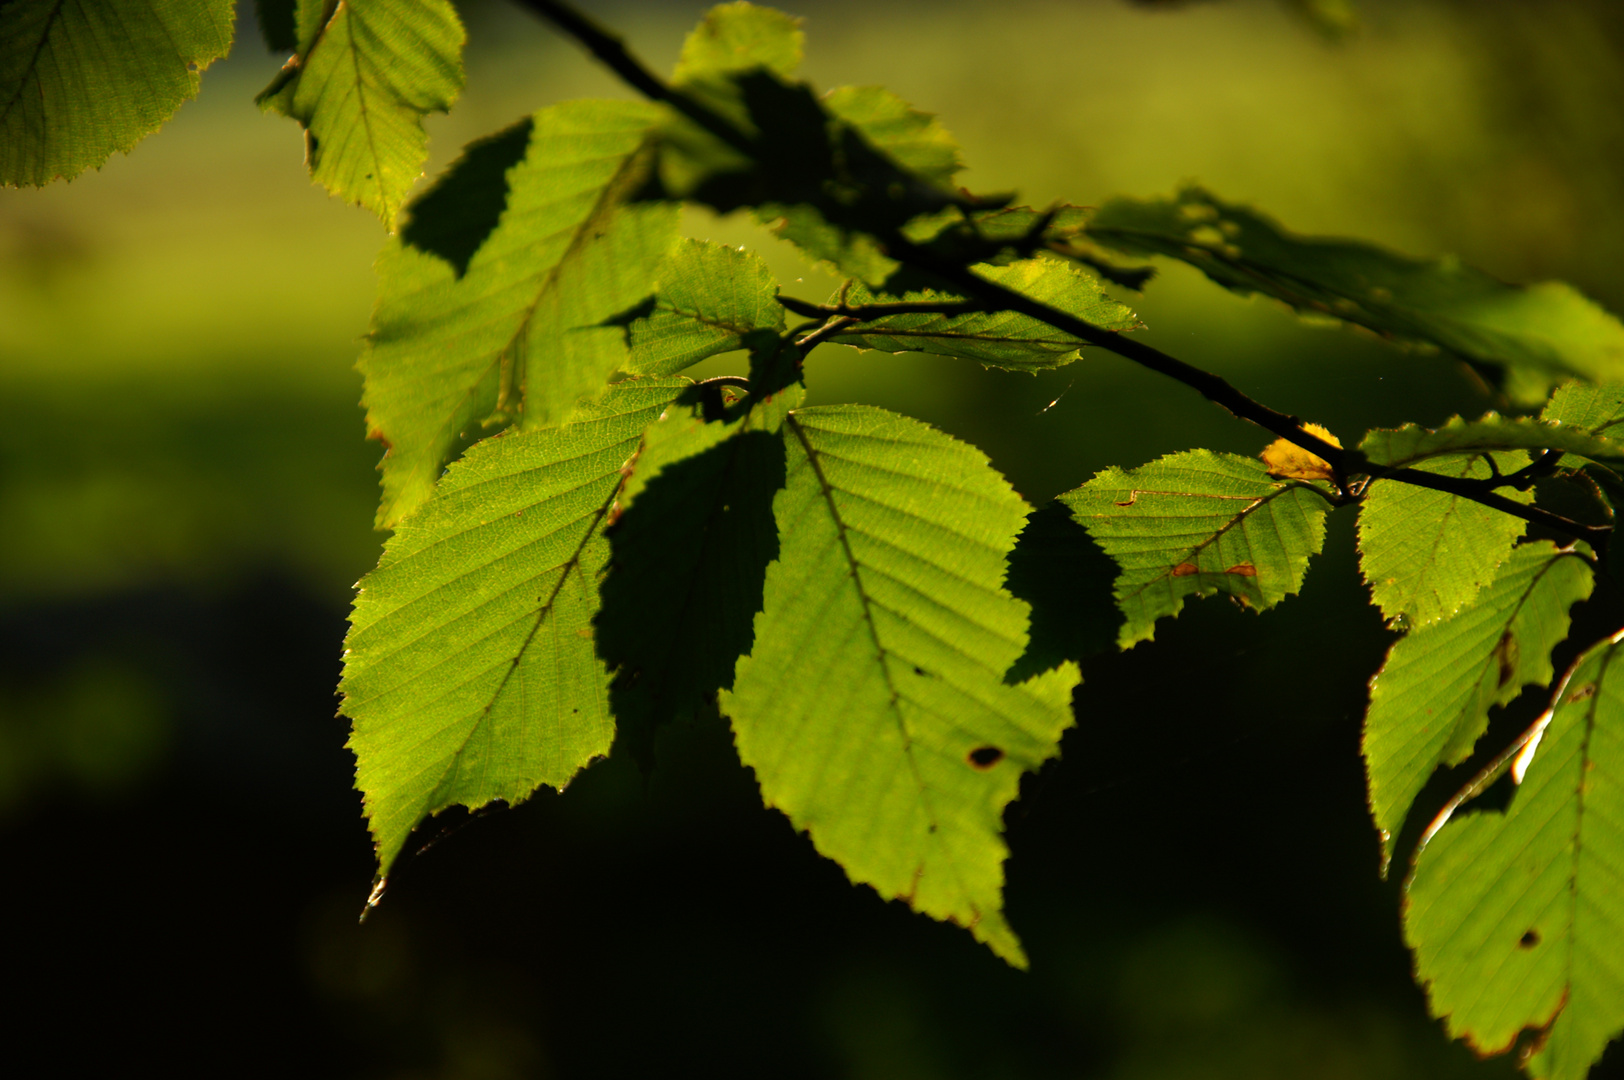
[1262,422,1341,481]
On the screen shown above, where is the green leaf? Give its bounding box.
[624,239,785,376]
[363,101,678,528]
[596,385,799,767]
[1361,414,1624,468]
[658,5,966,287]
[1364,541,1593,873]
[1357,453,1532,628]
[828,255,1140,372]
[722,405,1078,966]
[1542,382,1624,437]
[1406,634,1624,1078]
[822,85,961,187]
[0,0,235,186]
[674,1,804,87]
[341,378,688,877]
[257,0,465,230]
[1059,451,1334,650]
[1086,187,1624,404]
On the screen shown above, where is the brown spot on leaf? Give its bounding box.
[1494,631,1519,688]
[1519,929,1540,949]
[968,746,1004,770]
[1568,683,1597,704]
[1171,562,1200,577]
[1224,563,1257,577]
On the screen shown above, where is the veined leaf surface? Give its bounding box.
[723,405,1077,966]
[1059,451,1333,649]
[1406,634,1624,1078]
[829,255,1140,372]
[1086,187,1624,403]
[0,0,234,186]
[1542,382,1624,435]
[1364,541,1593,872]
[257,0,465,229]
[625,239,784,376]
[342,378,688,876]
[1358,452,1531,628]
[363,101,677,527]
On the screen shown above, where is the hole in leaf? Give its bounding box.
[1520,929,1540,949]
[967,746,1004,770]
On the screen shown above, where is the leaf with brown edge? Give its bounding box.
[1059,450,1334,649]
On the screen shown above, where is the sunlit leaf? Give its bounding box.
[342,378,688,877]
[624,239,784,376]
[1406,633,1624,1079]
[1059,451,1334,649]
[1087,187,1624,403]
[1364,541,1592,873]
[723,405,1077,966]
[257,0,465,229]
[1357,452,1531,628]
[828,255,1140,372]
[0,0,234,186]
[363,101,677,527]
[822,85,961,186]
[1542,382,1624,436]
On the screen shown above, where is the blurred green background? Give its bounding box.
[4,0,1624,1076]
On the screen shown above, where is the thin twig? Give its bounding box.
[778,295,990,320]
[522,0,1609,552]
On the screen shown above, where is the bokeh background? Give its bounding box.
[4,0,1624,1076]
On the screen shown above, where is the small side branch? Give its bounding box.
[523,0,1610,555]
[778,295,989,321]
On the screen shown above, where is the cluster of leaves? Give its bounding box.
[8,1,1624,1075]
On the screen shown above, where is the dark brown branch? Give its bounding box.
[778,295,989,320]
[523,0,1609,553]
[512,0,755,156]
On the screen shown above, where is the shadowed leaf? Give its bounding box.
[596,385,796,769]
[400,116,534,278]
[829,255,1140,373]
[1087,186,1624,404]
[1003,501,1121,681]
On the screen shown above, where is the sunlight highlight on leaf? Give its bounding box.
[1060,451,1333,649]
[257,0,465,229]
[1407,632,1624,1079]
[724,405,1077,966]
[0,0,235,186]
[342,378,688,877]
[1363,541,1592,873]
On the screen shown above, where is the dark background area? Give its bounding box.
[4,1,1624,1076]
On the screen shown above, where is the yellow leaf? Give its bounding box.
[1262,423,1341,481]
